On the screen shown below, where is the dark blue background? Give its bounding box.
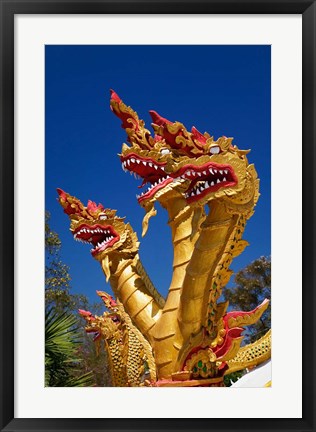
[46,45,271,303]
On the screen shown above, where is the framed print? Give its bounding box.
[1,1,315,431]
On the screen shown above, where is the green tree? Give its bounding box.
[222,256,271,343]
[45,211,72,312]
[45,308,94,387]
[45,211,111,386]
[224,370,245,387]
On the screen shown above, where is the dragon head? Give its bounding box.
[110,90,194,234]
[78,291,122,342]
[111,90,258,222]
[57,188,139,279]
[163,133,259,218]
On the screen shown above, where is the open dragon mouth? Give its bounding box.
[121,153,173,202]
[73,224,119,256]
[175,162,238,202]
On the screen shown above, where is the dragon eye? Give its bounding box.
[99,214,108,220]
[160,148,171,156]
[209,145,220,155]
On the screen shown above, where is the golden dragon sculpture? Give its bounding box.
[57,190,164,344]
[79,290,156,386]
[57,91,271,386]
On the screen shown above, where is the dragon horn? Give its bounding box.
[225,298,270,329]
[110,89,141,131]
[149,110,173,126]
[57,188,85,216]
[109,89,121,103]
[191,126,207,146]
[78,309,93,317]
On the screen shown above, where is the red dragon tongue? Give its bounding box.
[138,178,148,189]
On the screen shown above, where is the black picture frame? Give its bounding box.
[0,1,314,431]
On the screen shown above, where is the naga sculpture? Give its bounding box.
[57,91,271,387]
[57,189,163,344]
[79,291,156,386]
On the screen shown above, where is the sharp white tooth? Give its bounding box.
[203,171,207,175]
[123,161,127,166]
[217,178,221,183]
[127,159,131,166]
[149,162,153,167]
[131,158,135,163]
[223,177,227,182]
[220,170,223,175]
[205,181,209,188]
[160,166,165,171]
[143,161,147,166]
[136,159,140,164]
[121,163,125,170]
[83,229,87,233]
[197,172,202,177]
[214,169,217,173]
[154,165,158,170]
[224,170,228,174]
[211,181,215,186]
[210,168,214,175]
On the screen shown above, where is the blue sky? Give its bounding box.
[45,45,271,305]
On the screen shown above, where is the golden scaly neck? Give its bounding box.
[151,194,204,380]
[99,251,162,343]
[177,200,236,342]
[158,193,202,296]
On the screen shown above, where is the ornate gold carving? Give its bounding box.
[57,93,271,387]
[226,330,271,374]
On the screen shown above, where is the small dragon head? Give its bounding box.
[57,189,139,277]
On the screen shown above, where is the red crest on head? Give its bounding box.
[87,200,104,213]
